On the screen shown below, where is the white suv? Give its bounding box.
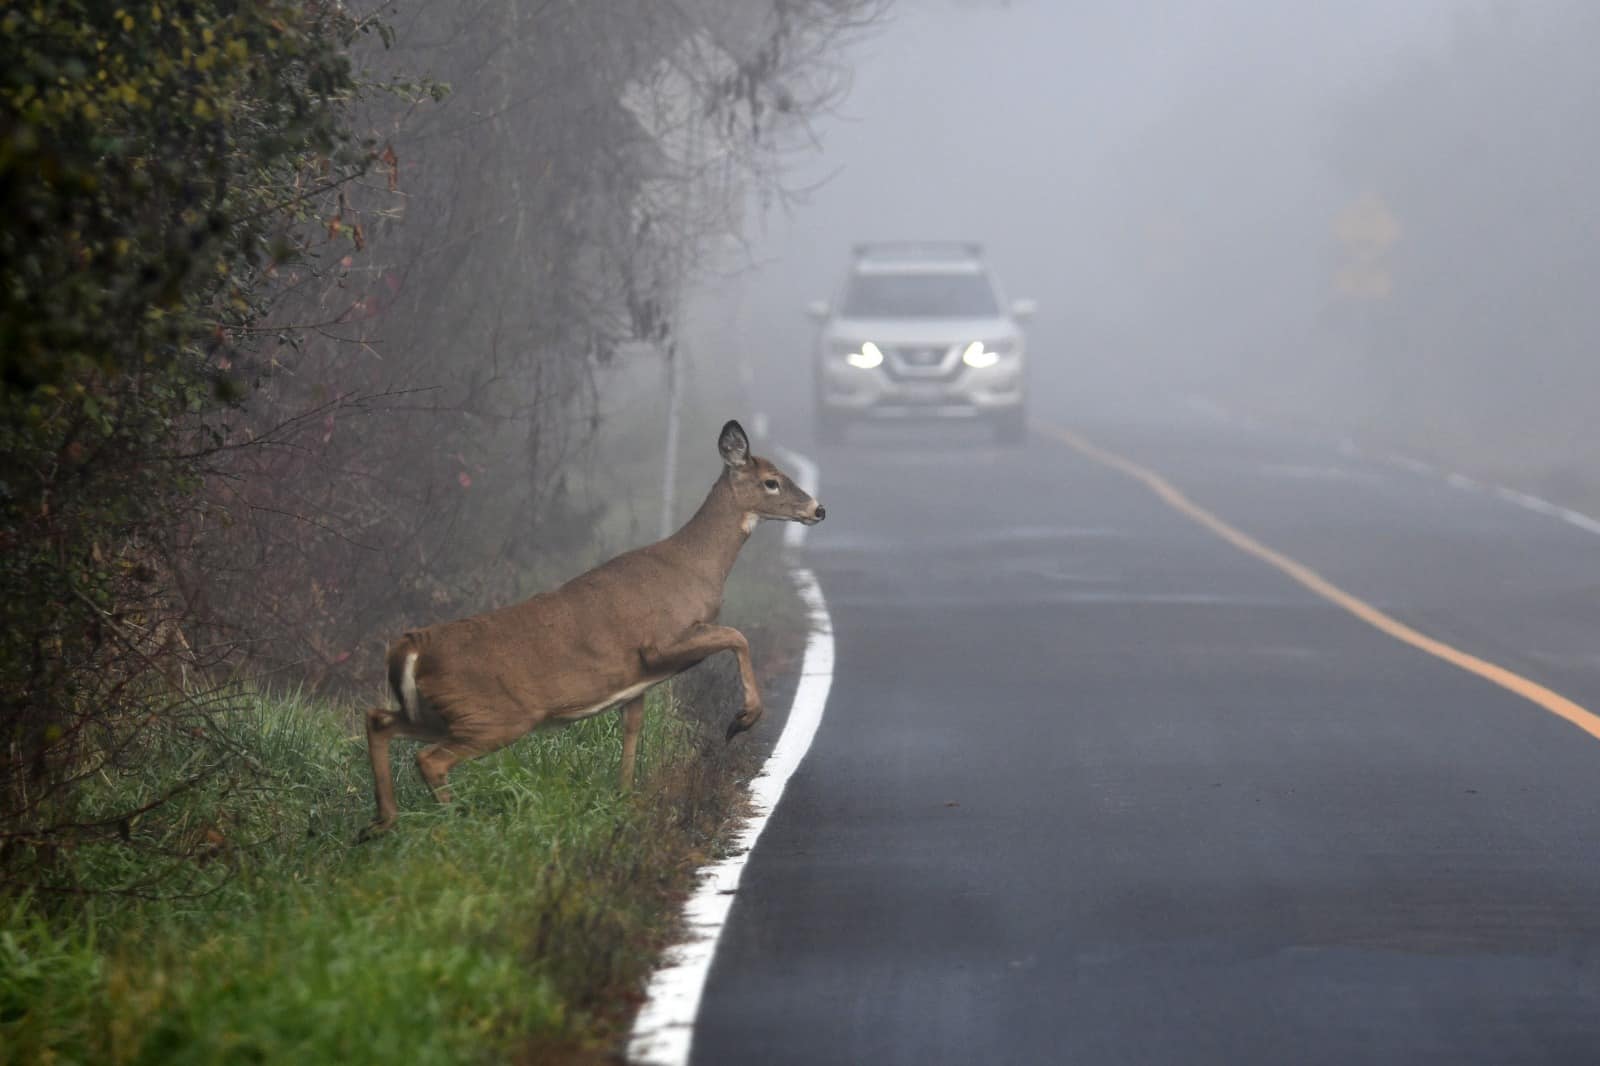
[809,242,1033,444]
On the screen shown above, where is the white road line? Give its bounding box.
[1495,486,1556,511]
[1553,507,1600,537]
[1386,454,1436,475]
[627,441,832,1066]
[1182,396,1600,542]
[1331,438,1600,541]
[1508,495,1600,535]
[1400,463,1600,539]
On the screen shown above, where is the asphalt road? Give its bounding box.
[690,394,1600,1065]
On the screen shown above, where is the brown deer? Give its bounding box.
[359,420,824,837]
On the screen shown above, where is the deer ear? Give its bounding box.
[718,420,751,468]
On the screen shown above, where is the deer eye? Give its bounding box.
[763,478,780,492]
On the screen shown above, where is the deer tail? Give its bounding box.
[386,635,424,724]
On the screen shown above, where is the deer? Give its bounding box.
[359,420,824,838]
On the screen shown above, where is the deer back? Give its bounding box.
[400,541,721,741]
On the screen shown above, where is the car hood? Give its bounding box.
[824,316,1019,347]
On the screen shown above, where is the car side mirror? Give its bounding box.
[804,299,831,321]
[1010,298,1037,321]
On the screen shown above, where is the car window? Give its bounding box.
[840,272,999,318]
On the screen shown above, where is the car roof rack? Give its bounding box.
[852,241,984,262]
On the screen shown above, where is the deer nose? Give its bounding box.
[814,505,826,521]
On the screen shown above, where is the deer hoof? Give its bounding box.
[725,707,762,742]
[356,817,396,843]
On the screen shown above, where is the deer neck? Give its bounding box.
[668,472,752,585]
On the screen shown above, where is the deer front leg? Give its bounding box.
[618,694,645,791]
[643,623,763,741]
[415,740,494,806]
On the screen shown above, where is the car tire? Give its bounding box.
[992,407,1027,446]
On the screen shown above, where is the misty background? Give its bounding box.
[8,0,1600,899]
[686,0,1599,503]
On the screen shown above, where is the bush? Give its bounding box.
[0,0,369,883]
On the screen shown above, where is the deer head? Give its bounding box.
[717,420,825,529]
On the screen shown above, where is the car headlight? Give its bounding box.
[843,341,884,370]
[962,340,1013,369]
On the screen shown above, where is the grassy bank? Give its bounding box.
[1,533,806,1065]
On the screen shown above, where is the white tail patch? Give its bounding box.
[399,650,422,722]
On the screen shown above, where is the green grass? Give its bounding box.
[0,678,751,1065]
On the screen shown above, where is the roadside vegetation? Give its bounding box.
[1,691,700,1063]
[1,519,806,1065]
[3,686,696,1065]
[2,0,864,1060]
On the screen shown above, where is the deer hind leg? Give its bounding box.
[361,708,412,840]
[618,694,646,791]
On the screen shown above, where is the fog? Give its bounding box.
[702,0,1600,500]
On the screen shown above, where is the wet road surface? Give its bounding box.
[690,396,1600,1065]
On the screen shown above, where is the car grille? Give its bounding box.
[885,344,960,381]
[898,345,945,367]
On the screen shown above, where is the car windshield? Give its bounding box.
[840,272,999,318]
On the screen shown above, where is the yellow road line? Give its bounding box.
[1036,421,1600,743]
